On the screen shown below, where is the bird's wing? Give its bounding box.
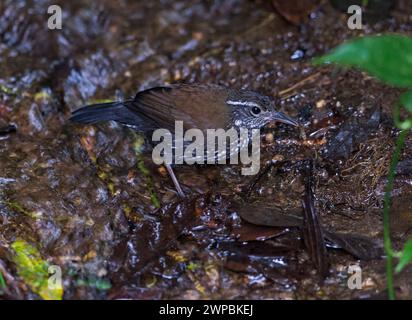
[128,84,230,132]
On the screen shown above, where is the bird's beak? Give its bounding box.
[270,111,299,127]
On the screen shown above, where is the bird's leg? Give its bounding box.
[165,164,185,198]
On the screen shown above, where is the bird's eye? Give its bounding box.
[251,106,261,115]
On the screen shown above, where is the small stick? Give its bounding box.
[165,164,185,198]
[278,72,322,97]
[301,160,329,280]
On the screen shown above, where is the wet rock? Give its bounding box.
[232,200,303,227]
[231,221,288,242]
[324,231,384,260]
[321,110,381,161]
[0,0,410,300]
[271,0,321,25]
[109,197,199,279]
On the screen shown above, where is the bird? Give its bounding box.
[70,83,298,197]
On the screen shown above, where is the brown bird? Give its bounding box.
[70,83,298,197]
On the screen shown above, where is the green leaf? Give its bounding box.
[395,238,412,273]
[0,271,6,290]
[11,239,63,300]
[314,35,412,88]
[76,278,112,290]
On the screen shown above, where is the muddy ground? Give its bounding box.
[1,0,412,299]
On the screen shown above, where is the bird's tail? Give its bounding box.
[69,100,141,125]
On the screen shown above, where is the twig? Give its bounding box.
[278,72,323,98]
[301,160,329,280]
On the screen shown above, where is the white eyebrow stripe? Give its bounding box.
[226,100,261,108]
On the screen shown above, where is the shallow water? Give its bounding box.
[1,0,412,299]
